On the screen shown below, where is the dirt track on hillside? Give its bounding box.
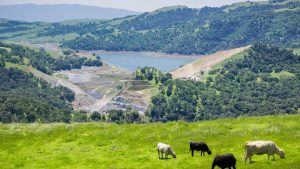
[171,46,251,80]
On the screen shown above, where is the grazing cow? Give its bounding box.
[212,153,236,169]
[157,143,176,159]
[190,142,212,156]
[244,141,285,164]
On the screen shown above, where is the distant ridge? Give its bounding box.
[0,4,140,22]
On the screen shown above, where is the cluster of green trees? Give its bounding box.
[0,55,5,67]
[148,44,300,122]
[0,42,103,74]
[135,66,172,84]
[59,1,300,54]
[106,109,142,124]
[37,22,103,37]
[0,19,30,34]
[0,67,75,123]
[72,109,142,124]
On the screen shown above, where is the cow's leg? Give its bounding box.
[249,156,252,163]
[161,152,164,159]
[165,153,168,159]
[268,154,270,161]
[272,154,275,160]
[201,151,203,156]
[158,149,160,159]
[244,155,248,164]
[233,165,236,169]
[212,163,216,169]
[191,149,194,156]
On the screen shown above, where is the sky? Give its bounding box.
[0,0,263,12]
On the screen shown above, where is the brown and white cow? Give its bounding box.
[244,140,285,164]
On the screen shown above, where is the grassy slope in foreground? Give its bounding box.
[0,115,300,169]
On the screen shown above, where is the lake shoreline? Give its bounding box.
[92,50,201,59]
[18,41,201,59]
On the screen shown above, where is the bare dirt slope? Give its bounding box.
[28,66,97,108]
[171,46,251,80]
[55,64,131,112]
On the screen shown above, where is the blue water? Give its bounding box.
[99,53,195,72]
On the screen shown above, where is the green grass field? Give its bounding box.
[0,115,300,169]
[5,62,32,73]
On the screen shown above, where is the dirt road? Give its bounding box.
[171,46,251,80]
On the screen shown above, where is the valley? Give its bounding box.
[3,42,196,114]
[13,42,249,115]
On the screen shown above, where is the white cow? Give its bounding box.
[157,143,176,159]
[244,141,285,164]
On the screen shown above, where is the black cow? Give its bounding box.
[190,142,212,157]
[212,153,236,169]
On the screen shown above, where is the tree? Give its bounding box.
[126,111,141,123]
[72,111,89,122]
[91,111,102,121]
[63,49,73,57]
[0,56,5,68]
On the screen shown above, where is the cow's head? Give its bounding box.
[207,149,212,155]
[279,149,285,159]
[170,148,176,158]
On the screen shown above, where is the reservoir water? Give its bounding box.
[99,53,196,72]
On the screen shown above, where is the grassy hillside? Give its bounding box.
[0,115,299,169]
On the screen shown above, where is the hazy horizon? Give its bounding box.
[0,0,264,12]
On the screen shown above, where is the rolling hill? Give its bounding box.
[0,0,299,55]
[0,114,299,168]
[56,0,300,54]
[0,4,140,22]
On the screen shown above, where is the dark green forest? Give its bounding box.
[0,67,74,123]
[0,42,103,123]
[148,44,300,122]
[0,42,102,74]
